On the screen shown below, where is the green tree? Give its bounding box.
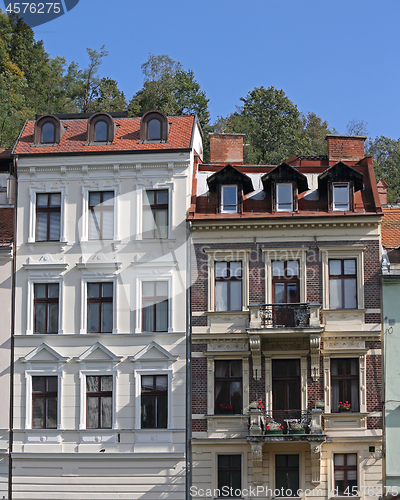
[300,111,331,155]
[367,136,400,203]
[346,118,368,136]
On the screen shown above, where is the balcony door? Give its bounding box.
[272,359,301,413]
[272,261,300,327]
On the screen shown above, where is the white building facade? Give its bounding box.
[12,111,202,499]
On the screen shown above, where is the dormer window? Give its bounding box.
[87,112,116,144]
[332,183,350,211]
[140,110,169,143]
[34,115,65,146]
[41,122,55,144]
[148,119,161,140]
[276,183,293,212]
[221,185,238,213]
[94,120,108,142]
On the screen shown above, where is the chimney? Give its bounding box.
[325,134,366,162]
[209,133,245,165]
[377,178,388,206]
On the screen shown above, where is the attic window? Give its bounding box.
[276,183,293,212]
[87,112,116,144]
[41,122,55,144]
[94,120,108,142]
[148,119,161,140]
[140,110,169,142]
[332,183,350,211]
[221,185,238,213]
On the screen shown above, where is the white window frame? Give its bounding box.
[320,246,365,310]
[79,369,118,430]
[221,184,238,213]
[136,276,172,333]
[28,185,67,243]
[80,276,118,335]
[332,182,350,211]
[327,449,362,499]
[207,354,249,416]
[25,370,62,430]
[81,184,120,242]
[205,249,250,312]
[136,183,173,241]
[276,183,293,212]
[262,247,308,304]
[134,368,173,430]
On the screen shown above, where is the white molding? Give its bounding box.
[76,253,122,272]
[133,367,173,430]
[319,245,365,310]
[136,183,173,241]
[23,254,68,272]
[28,186,67,243]
[80,184,120,243]
[130,341,178,367]
[78,368,118,430]
[76,342,122,364]
[135,274,173,334]
[21,343,69,364]
[262,247,309,303]
[204,248,251,312]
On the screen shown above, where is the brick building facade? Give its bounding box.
[189,134,383,499]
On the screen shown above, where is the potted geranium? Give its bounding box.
[265,421,284,435]
[312,400,325,410]
[248,399,265,411]
[338,401,351,412]
[218,403,234,414]
[289,422,305,434]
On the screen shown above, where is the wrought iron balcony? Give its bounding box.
[248,303,321,330]
[248,408,324,437]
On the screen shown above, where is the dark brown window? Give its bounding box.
[41,122,55,143]
[148,119,161,140]
[215,262,242,311]
[331,359,359,413]
[87,283,113,333]
[142,281,168,332]
[140,110,169,142]
[218,455,241,497]
[32,376,57,429]
[272,260,300,304]
[143,190,168,239]
[272,359,300,411]
[94,120,108,142]
[329,259,357,309]
[334,454,357,495]
[215,360,242,414]
[141,375,168,429]
[86,375,112,429]
[275,455,299,496]
[89,191,114,240]
[34,283,59,334]
[36,193,61,241]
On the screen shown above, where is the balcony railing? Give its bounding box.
[249,409,324,436]
[264,409,311,433]
[248,303,321,329]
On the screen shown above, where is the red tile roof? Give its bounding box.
[382,207,400,249]
[0,208,13,245]
[13,116,195,155]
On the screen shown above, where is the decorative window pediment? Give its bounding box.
[21,343,68,364]
[130,341,177,367]
[77,253,122,274]
[23,254,68,273]
[77,342,122,364]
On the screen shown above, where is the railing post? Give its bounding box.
[249,305,262,329]
[309,303,321,328]
[249,409,262,436]
[310,408,323,434]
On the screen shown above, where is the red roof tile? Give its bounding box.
[14,116,195,155]
[0,208,13,245]
[382,207,400,249]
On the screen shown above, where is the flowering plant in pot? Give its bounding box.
[312,400,325,410]
[219,403,234,414]
[289,421,305,434]
[248,399,265,411]
[338,401,351,412]
[265,421,283,434]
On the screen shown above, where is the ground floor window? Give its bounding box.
[275,454,299,496]
[218,455,241,497]
[334,453,357,495]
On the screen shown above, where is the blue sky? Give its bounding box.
[31,0,400,140]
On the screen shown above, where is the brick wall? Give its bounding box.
[366,354,382,412]
[192,355,207,414]
[326,135,365,161]
[210,134,244,164]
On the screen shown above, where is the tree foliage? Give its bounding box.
[367,136,400,204]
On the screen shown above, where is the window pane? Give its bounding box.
[101,302,113,332]
[144,191,155,205]
[329,278,342,309]
[141,395,154,428]
[88,302,100,333]
[347,454,357,466]
[155,209,168,238]
[89,192,101,207]
[215,282,228,311]
[157,190,168,205]
[334,454,345,466]
[47,377,58,392]
[287,261,299,277]
[46,397,57,428]
[277,184,292,203]
[143,210,155,238]
[48,284,59,298]
[35,284,46,299]
[274,283,285,304]
[156,394,168,428]
[101,396,112,428]
[101,376,112,392]
[344,278,357,309]
[222,186,237,210]
[142,304,154,332]
[329,260,342,275]
[143,282,154,297]
[230,262,242,278]
[36,213,48,241]
[88,283,100,298]
[215,361,229,378]
[87,397,99,428]
[344,259,356,275]
[102,283,113,298]
[155,375,168,391]
[32,398,44,428]
[102,191,114,205]
[156,300,168,331]
[141,376,154,391]
[215,262,228,278]
[37,194,48,207]
[94,121,108,142]
[287,284,298,303]
[89,210,100,239]
[333,185,349,208]
[102,210,114,239]
[156,282,168,297]
[86,376,99,392]
[41,122,55,143]
[148,119,161,140]
[32,376,45,392]
[34,303,46,333]
[49,193,61,207]
[272,261,284,277]
[229,281,242,311]
[47,303,58,333]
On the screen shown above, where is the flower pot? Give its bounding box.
[265,430,283,435]
[289,429,305,434]
[339,408,351,413]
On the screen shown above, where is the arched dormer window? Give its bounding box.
[87,112,116,144]
[34,115,65,146]
[140,110,169,143]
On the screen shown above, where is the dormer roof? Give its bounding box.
[261,162,309,194]
[318,161,364,192]
[207,164,254,195]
